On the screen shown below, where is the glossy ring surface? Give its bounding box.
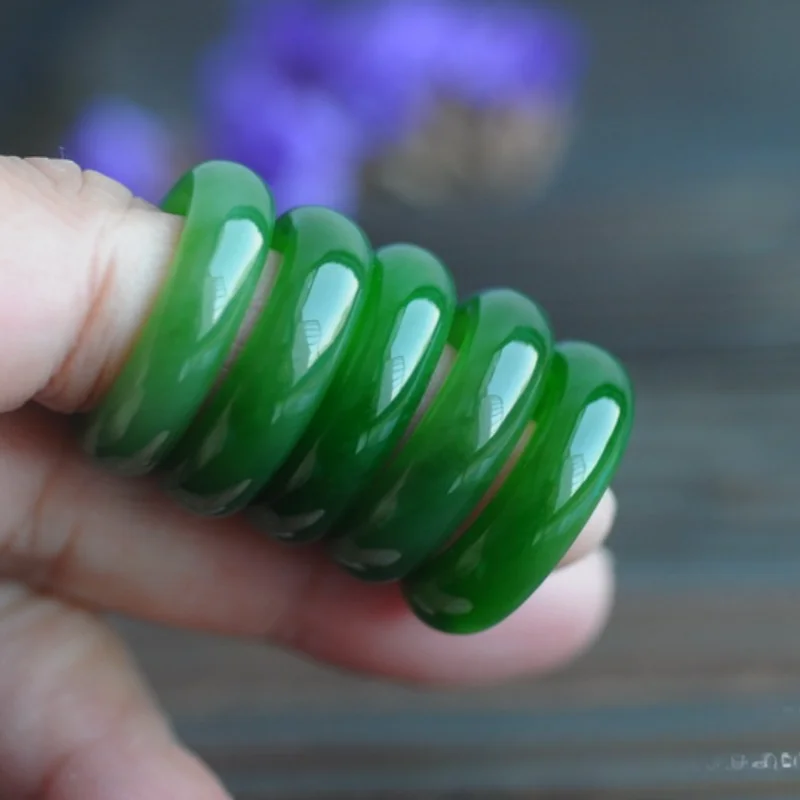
[83,160,275,475]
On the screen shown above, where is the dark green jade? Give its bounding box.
[164,206,374,516]
[250,244,458,543]
[82,160,275,475]
[330,289,554,582]
[404,341,634,634]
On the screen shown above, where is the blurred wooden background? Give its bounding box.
[4,0,800,796]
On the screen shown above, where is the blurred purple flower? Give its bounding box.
[65,97,176,203]
[199,36,362,214]
[317,0,459,149]
[427,2,588,106]
[67,0,587,213]
[198,0,424,163]
[203,0,586,156]
[332,0,586,130]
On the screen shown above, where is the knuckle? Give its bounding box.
[23,156,88,199]
[14,159,141,411]
[266,552,332,648]
[0,155,174,412]
[0,157,132,231]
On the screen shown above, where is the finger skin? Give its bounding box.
[281,549,615,686]
[559,490,617,568]
[0,405,613,798]
[1,404,614,685]
[0,157,179,413]
[0,584,232,800]
[0,553,611,799]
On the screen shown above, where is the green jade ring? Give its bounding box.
[83,160,635,635]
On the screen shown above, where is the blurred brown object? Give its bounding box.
[364,98,574,205]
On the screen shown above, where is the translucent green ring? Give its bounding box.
[82,160,275,475]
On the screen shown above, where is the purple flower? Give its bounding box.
[199,48,362,214]
[203,0,586,156]
[338,0,587,108]
[200,0,428,157]
[66,0,587,217]
[441,3,587,106]
[65,97,176,203]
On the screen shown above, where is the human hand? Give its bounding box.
[0,157,617,799]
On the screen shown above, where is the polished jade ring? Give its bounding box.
[83,160,276,475]
[83,160,635,635]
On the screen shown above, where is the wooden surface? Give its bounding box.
[8,0,800,795]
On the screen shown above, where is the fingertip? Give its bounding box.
[558,489,618,568]
[279,547,616,687]
[421,547,617,686]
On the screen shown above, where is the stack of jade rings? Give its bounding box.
[82,161,634,635]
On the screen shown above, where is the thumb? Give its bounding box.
[0,156,181,413]
[0,157,237,799]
